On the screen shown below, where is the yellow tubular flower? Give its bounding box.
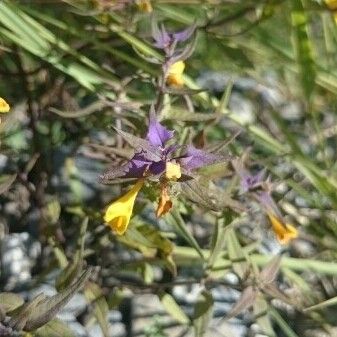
[165,162,181,180]
[166,61,185,87]
[136,0,152,12]
[104,179,144,235]
[267,213,298,245]
[0,97,10,113]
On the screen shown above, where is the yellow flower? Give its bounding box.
[136,0,152,13]
[166,61,185,87]
[0,97,10,113]
[267,213,298,245]
[104,179,144,235]
[165,162,181,180]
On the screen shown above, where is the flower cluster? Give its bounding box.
[152,22,196,87]
[232,158,298,244]
[100,109,221,235]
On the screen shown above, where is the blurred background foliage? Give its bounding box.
[2,0,337,336]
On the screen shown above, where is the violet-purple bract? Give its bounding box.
[152,22,195,51]
[232,158,298,244]
[232,158,266,193]
[100,110,221,183]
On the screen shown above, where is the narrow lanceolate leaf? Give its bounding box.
[8,294,47,331]
[253,296,276,337]
[56,217,88,291]
[165,109,218,122]
[159,291,190,325]
[23,268,94,331]
[259,255,282,285]
[84,282,110,337]
[0,293,24,313]
[165,210,204,259]
[207,217,228,269]
[0,174,16,195]
[164,87,206,96]
[49,101,105,119]
[0,305,5,322]
[303,295,337,312]
[35,319,76,337]
[269,308,300,337]
[0,3,114,92]
[193,290,214,337]
[225,228,248,279]
[226,286,257,320]
[291,0,316,101]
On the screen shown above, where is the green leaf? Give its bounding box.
[253,296,276,337]
[0,2,114,92]
[159,291,190,325]
[270,307,300,337]
[119,223,173,257]
[291,0,316,101]
[304,295,337,312]
[0,174,16,195]
[84,282,110,337]
[0,293,24,313]
[22,268,94,331]
[165,210,204,260]
[49,237,68,269]
[56,217,88,291]
[225,228,248,279]
[34,319,76,337]
[206,216,229,270]
[193,290,214,337]
[49,101,105,119]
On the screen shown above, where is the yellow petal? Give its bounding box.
[136,0,152,12]
[165,162,181,180]
[104,179,144,235]
[267,213,298,245]
[166,61,185,87]
[0,97,10,113]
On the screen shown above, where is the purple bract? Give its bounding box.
[100,109,221,182]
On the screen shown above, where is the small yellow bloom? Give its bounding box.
[0,97,10,113]
[166,162,181,180]
[136,0,152,12]
[166,61,185,87]
[267,213,298,245]
[104,179,144,235]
